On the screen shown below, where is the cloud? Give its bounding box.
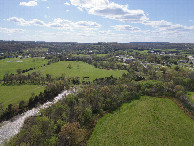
[69,0,194,36]
[7,17,29,26]
[0,27,25,34]
[98,30,115,36]
[69,0,194,35]
[144,20,172,28]
[7,17,46,26]
[112,25,141,32]
[64,2,70,6]
[144,20,194,33]
[89,3,148,23]
[47,18,74,30]
[77,7,83,11]
[19,0,37,6]
[32,19,46,26]
[70,0,148,23]
[7,17,101,31]
[48,19,101,31]
[76,21,101,28]
[70,0,109,9]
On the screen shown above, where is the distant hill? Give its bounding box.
[130,42,170,44]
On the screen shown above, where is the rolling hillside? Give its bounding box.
[27,61,127,80]
[88,96,194,146]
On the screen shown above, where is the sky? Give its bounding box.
[0,0,194,43]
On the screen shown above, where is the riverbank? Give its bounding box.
[0,89,74,145]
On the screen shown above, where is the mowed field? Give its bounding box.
[27,61,127,80]
[0,57,47,80]
[0,85,45,109]
[88,96,194,146]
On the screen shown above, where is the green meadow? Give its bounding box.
[27,61,127,81]
[0,57,47,109]
[0,57,48,80]
[0,60,126,110]
[88,96,194,146]
[0,85,45,110]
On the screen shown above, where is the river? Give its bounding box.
[0,89,73,145]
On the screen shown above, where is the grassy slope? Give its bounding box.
[88,96,194,146]
[0,85,45,109]
[0,57,47,109]
[0,57,47,80]
[27,61,127,80]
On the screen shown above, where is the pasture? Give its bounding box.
[0,57,47,110]
[88,96,194,146]
[0,85,45,110]
[27,61,127,81]
[0,60,126,111]
[0,57,48,80]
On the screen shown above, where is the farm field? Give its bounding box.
[0,85,45,110]
[27,61,127,80]
[88,96,194,146]
[0,57,48,80]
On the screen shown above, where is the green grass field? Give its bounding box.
[0,57,48,80]
[0,61,126,110]
[0,85,45,110]
[187,92,194,103]
[27,61,127,80]
[0,57,48,110]
[88,96,194,146]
